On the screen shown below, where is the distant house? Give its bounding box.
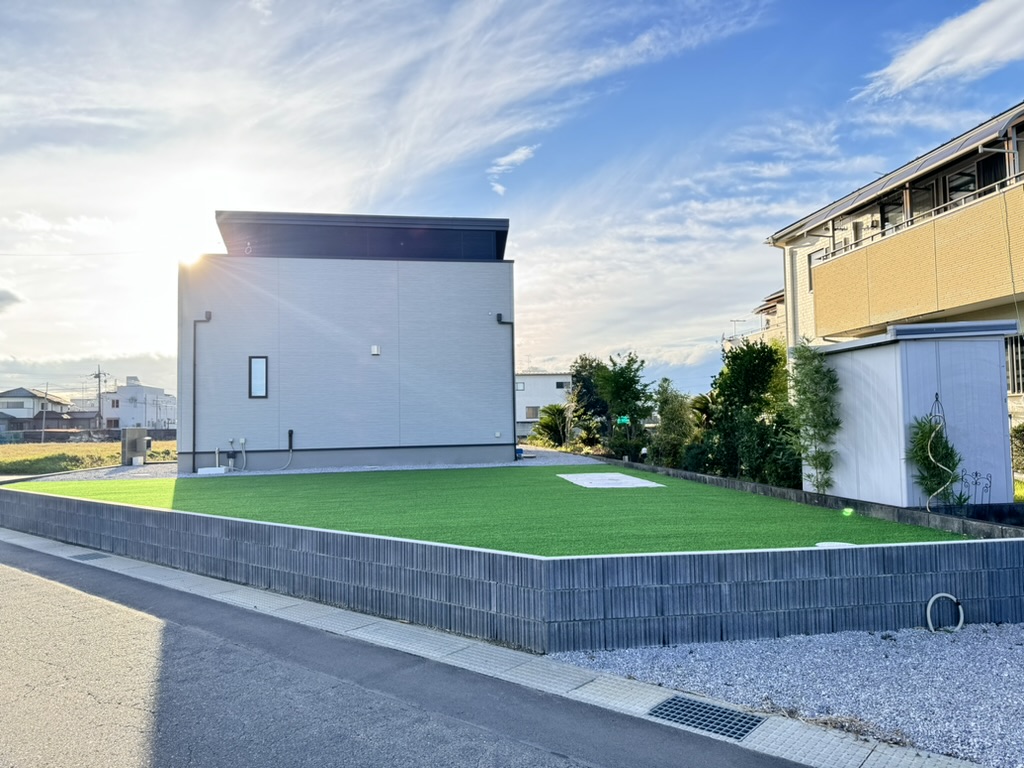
[65,411,103,430]
[102,376,177,429]
[0,388,73,431]
[514,372,572,439]
[178,210,516,472]
[724,288,786,350]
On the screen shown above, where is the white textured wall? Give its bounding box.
[179,255,514,455]
[828,343,906,506]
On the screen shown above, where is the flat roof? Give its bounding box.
[769,101,1024,244]
[215,210,510,262]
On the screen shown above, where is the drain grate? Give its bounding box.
[648,696,764,740]
[69,552,110,562]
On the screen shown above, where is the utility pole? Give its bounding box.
[40,382,48,443]
[92,365,109,428]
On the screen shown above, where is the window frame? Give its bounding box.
[249,356,269,399]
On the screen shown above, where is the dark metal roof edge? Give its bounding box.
[216,210,509,232]
[769,100,1024,244]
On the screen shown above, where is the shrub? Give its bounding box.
[906,416,963,505]
[789,341,842,493]
[1011,423,1024,473]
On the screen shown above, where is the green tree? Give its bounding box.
[597,352,653,459]
[789,341,842,493]
[693,340,799,486]
[648,378,694,468]
[568,354,610,424]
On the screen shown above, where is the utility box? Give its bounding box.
[121,428,149,466]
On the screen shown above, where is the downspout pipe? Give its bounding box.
[192,311,212,473]
[496,313,516,457]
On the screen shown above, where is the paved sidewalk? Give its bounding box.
[0,526,973,768]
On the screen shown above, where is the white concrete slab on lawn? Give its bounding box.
[557,473,665,489]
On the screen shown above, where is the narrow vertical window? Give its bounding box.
[249,356,268,398]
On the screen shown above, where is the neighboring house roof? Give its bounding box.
[753,288,785,315]
[68,410,100,419]
[769,100,1024,243]
[0,387,73,406]
[0,411,14,420]
[33,410,70,421]
[215,210,510,262]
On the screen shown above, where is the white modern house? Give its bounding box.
[101,376,177,429]
[178,210,516,472]
[514,372,572,439]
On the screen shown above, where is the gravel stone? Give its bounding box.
[552,623,1024,768]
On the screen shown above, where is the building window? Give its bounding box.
[0,401,24,409]
[910,184,935,222]
[879,194,904,231]
[978,152,1007,191]
[107,419,120,428]
[525,406,540,420]
[249,356,268,398]
[516,382,525,390]
[555,381,570,389]
[946,167,977,202]
[1007,335,1024,394]
[111,399,119,408]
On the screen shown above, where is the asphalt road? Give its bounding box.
[0,540,803,768]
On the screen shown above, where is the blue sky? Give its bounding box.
[3,0,1024,398]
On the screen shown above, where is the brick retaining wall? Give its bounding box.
[2,488,1022,653]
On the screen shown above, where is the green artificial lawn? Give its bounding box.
[13,466,967,556]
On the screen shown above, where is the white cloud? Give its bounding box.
[848,103,989,137]
[249,0,273,19]
[1,212,52,232]
[862,0,1024,98]
[486,144,540,195]
[488,145,540,175]
[0,0,794,394]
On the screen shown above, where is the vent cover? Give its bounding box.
[648,696,765,740]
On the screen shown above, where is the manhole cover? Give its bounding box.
[69,552,110,562]
[648,696,765,740]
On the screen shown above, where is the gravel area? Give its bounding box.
[552,623,1024,768]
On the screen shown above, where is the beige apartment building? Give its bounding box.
[767,101,1024,417]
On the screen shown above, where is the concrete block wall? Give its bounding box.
[2,488,1023,653]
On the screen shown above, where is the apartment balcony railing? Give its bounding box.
[815,171,1024,265]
